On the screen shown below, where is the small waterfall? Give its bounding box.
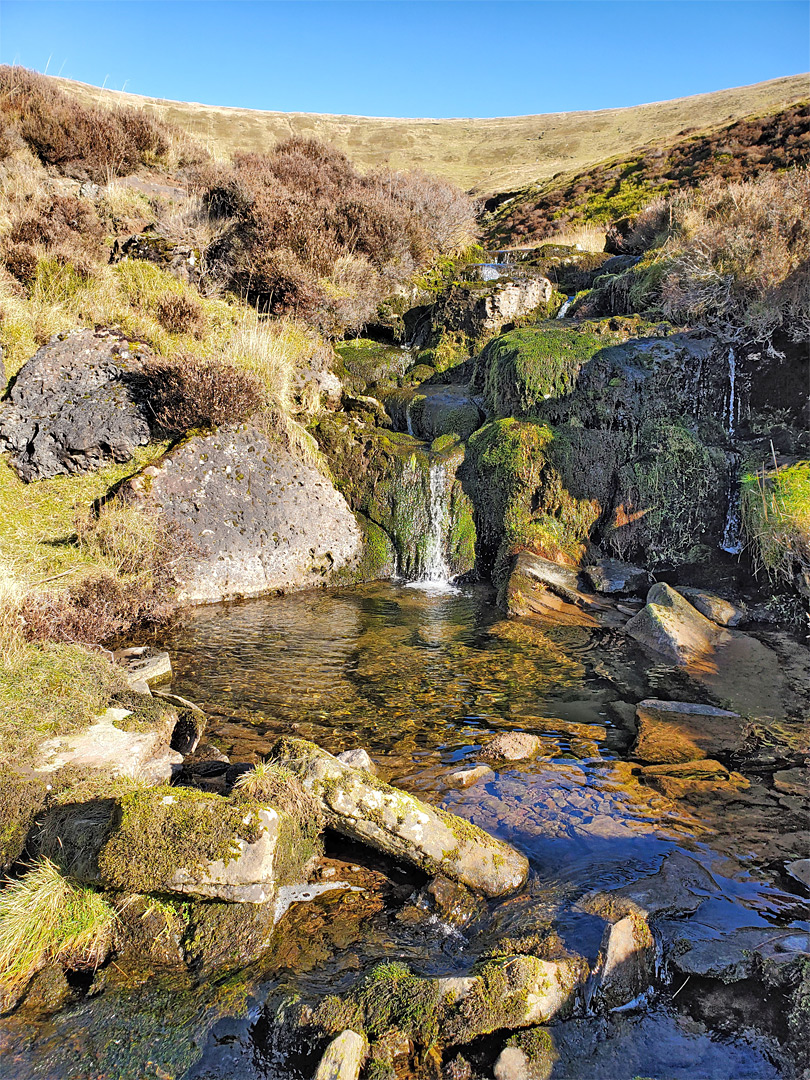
[726,346,737,437]
[404,398,414,437]
[480,264,501,281]
[406,462,456,591]
[557,295,575,319]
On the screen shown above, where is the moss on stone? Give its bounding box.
[475,326,618,417]
[1,771,49,871]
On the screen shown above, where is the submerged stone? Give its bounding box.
[446,764,494,788]
[582,850,720,920]
[270,736,529,897]
[481,732,544,762]
[633,699,744,764]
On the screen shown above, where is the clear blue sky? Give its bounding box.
[1,1,807,118]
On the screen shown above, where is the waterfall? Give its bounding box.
[481,264,501,281]
[405,398,414,437]
[557,295,575,319]
[719,348,742,554]
[405,462,456,591]
[727,347,737,437]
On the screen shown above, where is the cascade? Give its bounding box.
[727,346,737,437]
[406,462,455,590]
[720,348,743,554]
[556,295,575,319]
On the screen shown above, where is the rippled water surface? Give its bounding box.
[3,583,803,1080]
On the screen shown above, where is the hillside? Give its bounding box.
[54,71,809,194]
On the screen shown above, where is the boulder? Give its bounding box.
[501,551,601,627]
[35,706,183,784]
[493,1047,532,1080]
[127,425,362,603]
[383,383,482,442]
[314,1030,367,1080]
[632,699,745,764]
[270,737,529,897]
[111,230,200,284]
[0,329,151,481]
[587,914,655,1011]
[585,559,653,596]
[675,586,745,627]
[446,764,494,788]
[37,786,319,903]
[785,859,810,889]
[624,583,721,665]
[481,732,544,762]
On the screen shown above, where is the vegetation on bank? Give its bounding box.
[741,462,810,589]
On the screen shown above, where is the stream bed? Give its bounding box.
[2,582,807,1078]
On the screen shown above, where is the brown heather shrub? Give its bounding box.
[142,354,264,436]
[0,66,206,182]
[154,291,206,336]
[194,136,478,333]
[1,240,38,284]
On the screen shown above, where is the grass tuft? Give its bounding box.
[0,858,117,997]
[741,461,810,586]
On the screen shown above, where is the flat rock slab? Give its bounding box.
[314,1030,367,1080]
[502,551,603,628]
[675,586,745,627]
[270,736,529,897]
[0,329,151,480]
[446,764,494,788]
[35,706,182,783]
[481,732,544,762]
[583,850,720,920]
[659,923,810,981]
[633,699,744,764]
[127,425,362,603]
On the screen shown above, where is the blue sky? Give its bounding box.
[0,1,807,118]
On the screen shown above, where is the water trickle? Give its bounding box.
[727,346,737,438]
[404,398,414,437]
[721,465,744,555]
[557,295,575,319]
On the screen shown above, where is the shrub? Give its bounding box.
[142,354,264,435]
[154,291,206,336]
[0,66,206,182]
[0,858,116,998]
[194,137,478,333]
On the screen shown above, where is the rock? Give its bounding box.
[35,706,183,783]
[111,230,200,284]
[314,1029,367,1080]
[127,425,362,603]
[417,875,484,928]
[583,851,720,920]
[481,732,544,762]
[675,586,745,627]
[446,764,493,788]
[587,914,655,1011]
[773,768,807,799]
[585,558,653,596]
[38,786,319,903]
[336,748,376,773]
[636,758,747,799]
[501,551,602,627]
[661,924,810,982]
[383,383,482,442]
[494,1047,532,1080]
[0,329,151,481]
[632,699,745,764]
[270,737,529,897]
[442,954,588,1042]
[116,649,172,690]
[413,277,554,348]
[785,859,810,888]
[625,583,721,665]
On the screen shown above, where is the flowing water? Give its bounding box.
[3,583,805,1078]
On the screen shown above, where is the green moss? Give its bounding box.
[476,326,618,417]
[1,772,49,871]
[506,1026,559,1075]
[97,787,266,893]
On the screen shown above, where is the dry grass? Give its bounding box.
[0,858,116,997]
[53,72,810,194]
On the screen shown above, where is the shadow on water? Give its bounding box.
[1,583,803,1079]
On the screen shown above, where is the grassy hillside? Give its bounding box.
[54,72,809,194]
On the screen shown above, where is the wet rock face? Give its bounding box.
[585,559,653,596]
[0,329,151,481]
[587,914,655,1011]
[270,736,529,898]
[128,426,362,603]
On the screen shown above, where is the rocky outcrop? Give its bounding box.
[127,425,363,603]
[0,329,151,481]
[270,737,529,897]
[35,705,183,783]
[111,230,201,284]
[37,786,318,904]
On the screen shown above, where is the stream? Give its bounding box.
[3,582,805,1078]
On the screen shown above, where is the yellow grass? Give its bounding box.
[54,73,810,194]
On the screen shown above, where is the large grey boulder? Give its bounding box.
[625,583,721,664]
[37,786,318,903]
[270,736,529,897]
[0,329,151,480]
[127,425,362,603]
[585,558,653,596]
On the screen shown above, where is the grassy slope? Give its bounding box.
[54,73,809,193]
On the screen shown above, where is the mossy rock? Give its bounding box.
[1,772,49,872]
[474,325,619,418]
